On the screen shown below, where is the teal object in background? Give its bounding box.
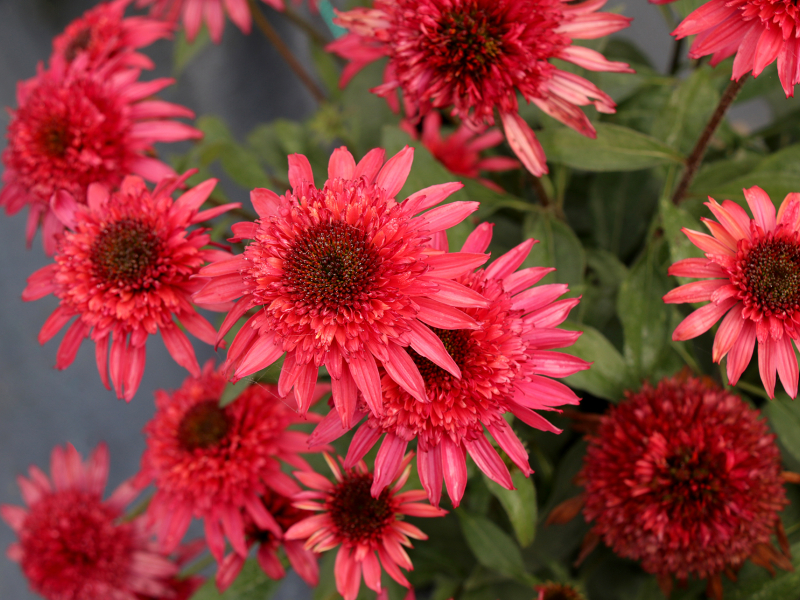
[318,0,347,38]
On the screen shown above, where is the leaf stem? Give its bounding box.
[282,5,330,47]
[248,0,327,103]
[671,74,749,205]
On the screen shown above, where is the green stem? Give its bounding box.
[179,553,216,579]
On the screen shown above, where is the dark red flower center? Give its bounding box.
[20,490,133,596]
[327,472,395,544]
[659,446,723,507]
[409,327,471,387]
[177,401,231,451]
[740,237,800,316]
[283,220,380,308]
[91,218,162,287]
[36,118,72,158]
[65,27,93,62]
[537,583,583,600]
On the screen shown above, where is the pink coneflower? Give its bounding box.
[138,360,329,565]
[672,0,800,97]
[401,112,520,192]
[22,174,237,401]
[216,490,319,591]
[137,0,318,44]
[0,60,201,254]
[580,375,790,598]
[194,146,490,423]
[0,443,184,600]
[51,0,173,72]
[310,223,590,507]
[663,187,800,398]
[285,453,445,600]
[328,0,632,176]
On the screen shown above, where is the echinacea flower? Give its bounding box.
[195,146,491,423]
[216,490,319,591]
[0,443,185,600]
[310,223,590,506]
[663,187,800,398]
[328,0,633,176]
[0,60,202,254]
[579,375,790,598]
[137,0,318,44]
[672,0,800,97]
[22,174,237,401]
[285,453,445,600]
[51,0,174,72]
[401,112,520,192]
[138,360,329,564]
[536,582,585,600]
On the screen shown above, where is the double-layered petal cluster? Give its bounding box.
[0,443,190,600]
[401,112,520,192]
[664,187,800,398]
[51,0,174,72]
[311,223,590,506]
[328,0,632,176]
[0,60,202,253]
[195,146,491,423]
[22,175,236,400]
[285,454,445,600]
[137,0,318,44]
[138,361,329,566]
[671,0,800,97]
[581,375,789,597]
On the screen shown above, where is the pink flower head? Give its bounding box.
[285,453,446,600]
[581,375,789,590]
[138,360,330,564]
[51,0,174,73]
[310,223,590,507]
[402,112,520,192]
[673,0,800,97]
[664,187,800,398]
[0,443,185,600]
[195,146,491,424]
[328,0,633,176]
[216,490,319,591]
[136,0,318,44]
[0,60,202,254]
[22,174,237,401]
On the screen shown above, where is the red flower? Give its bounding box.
[195,146,490,423]
[672,0,800,97]
[328,0,632,176]
[138,361,329,564]
[536,582,585,600]
[0,61,202,254]
[664,187,800,398]
[285,454,445,600]
[582,376,789,591]
[310,223,590,507]
[22,175,236,401]
[0,443,185,600]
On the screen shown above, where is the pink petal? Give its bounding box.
[348,352,384,416]
[371,434,408,496]
[668,258,727,278]
[55,319,87,370]
[487,422,532,475]
[328,147,356,179]
[486,239,535,280]
[407,320,460,378]
[672,298,737,341]
[412,201,480,233]
[512,283,569,313]
[663,279,727,304]
[758,337,777,398]
[682,228,736,256]
[376,146,414,198]
[288,154,315,190]
[417,445,444,507]
[712,303,744,362]
[743,186,776,231]
[775,335,799,398]
[403,182,464,215]
[727,319,756,384]
[464,436,513,489]
[500,112,547,176]
[426,278,490,308]
[161,325,200,377]
[354,148,386,182]
[382,343,428,404]
[425,252,488,278]
[415,298,479,329]
[233,333,284,381]
[461,222,494,253]
[441,437,467,507]
[345,425,383,469]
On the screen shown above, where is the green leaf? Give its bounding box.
[190,559,280,600]
[562,322,631,402]
[723,542,800,599]
[219,377,251,408]
[173,26,211,76]
[538,123,685,172]
[457,510,532,583]
[765,393,800,464]
[483,470,537,548]
[660,195,706,268]
[522,208,585,290]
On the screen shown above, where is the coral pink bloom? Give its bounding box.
[51,0,174,72]
[138,361,329,565]
[401,112,520,193]
[328,0,632,176]
[216,490,319,591]
[0,443,185,600]
[0,60,202,254]
[311,223,590,507]
[22,174,237,401]
[673,0,800,97]
[137,0,317,44]
[285,454,445,600]
[664,187,800,398]
[581,376,789,595]
[195,146,491,423]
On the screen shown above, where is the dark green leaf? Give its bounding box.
[562,322,631,402]
[522,208,585,290]
[723,542,800,599]
[660,196,706,268]
[483,470,537,547]
[219,378,251,408]
[190,559,280,600]
[765,393,800,464]
[220,144,271,189]
[457,510,531,583]
[173,26,211,76]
